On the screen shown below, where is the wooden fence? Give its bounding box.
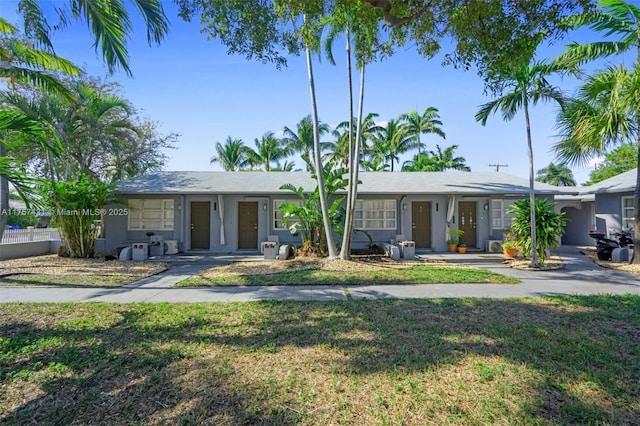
[1,228,60,244]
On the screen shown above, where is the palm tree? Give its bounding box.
[476,59,572,268]
[428,144,470,171]
[370,119,414,172]
[210,136,251,171]
[399,107,446,156]
[553,0,640,262]
[301,13,339,258]
[403,144,470,171]
[248,131,291,172]
[322,4,382,259]
[0,20,83,241]
[535,162,576,186]
[361,157,390,171]
[402,153,435,171]
[282,115,329,171]
[14,0,169,76]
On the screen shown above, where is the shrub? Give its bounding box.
[507,198,566,262]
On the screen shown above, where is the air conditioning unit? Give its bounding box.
[164,240,179,255]
[486,240,503,253]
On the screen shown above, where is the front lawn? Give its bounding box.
[177,258,519,286]
[2,296,638,425]
[0,254,170,287]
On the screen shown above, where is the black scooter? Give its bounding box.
[588,228,634,261]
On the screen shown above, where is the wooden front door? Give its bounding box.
[458,201,477,248]
[412,202,431,248]
[190,202,210,250]
[238,202,258,250]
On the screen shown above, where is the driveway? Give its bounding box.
[1,246,640,303]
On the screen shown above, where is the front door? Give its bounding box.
[190,202,210,250]
[412,202,431,248]
[238,202,258,250]
[458,201,477,248]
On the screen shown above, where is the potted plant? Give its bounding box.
[502,241,518,258]
[457,242,467,254]
[447,229,464,253]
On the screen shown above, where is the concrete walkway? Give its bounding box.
[2,246,640,303]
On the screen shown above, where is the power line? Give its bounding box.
[489,163,508,172]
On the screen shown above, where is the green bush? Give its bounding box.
[507,198,566,262]
[6,210,39,228]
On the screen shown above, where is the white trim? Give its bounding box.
[622,196,635,230]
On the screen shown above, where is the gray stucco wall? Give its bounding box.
[594,192,632,237]
[561,202,595,246]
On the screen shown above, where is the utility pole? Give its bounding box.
[489,163,508,172]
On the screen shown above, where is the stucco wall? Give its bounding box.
[594,192,632,237]
[0,240,57,260]
[561,202,595,246]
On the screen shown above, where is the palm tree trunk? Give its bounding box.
[633,110,640,264]
[350,65,366,241]
[524,99,539,268]
[0,142,8,243]
[340,24,354,260]
[305,41,337,259]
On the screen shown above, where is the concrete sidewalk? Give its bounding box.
[2,247,640,303]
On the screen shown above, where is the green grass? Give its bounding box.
[177,265,520,286]
[0,274,132,287]
[1,296,639,425]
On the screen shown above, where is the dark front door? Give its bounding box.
[458,201,477,248]
[190,202,210,250]
[412,202,431,248]
[238,202,258,250]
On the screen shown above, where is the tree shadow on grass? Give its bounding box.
[1,296,639,424]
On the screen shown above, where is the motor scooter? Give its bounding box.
[588,228,634,261]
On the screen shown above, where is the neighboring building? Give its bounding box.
[558,169,637,246]
[585,169,636,238]
[103,171,577,255]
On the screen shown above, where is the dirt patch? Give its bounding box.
[197,255,449,279]
[581,248,640,275]
[505,254,564,271]
[0,254,170,286]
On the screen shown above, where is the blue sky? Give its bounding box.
[2,1,629,183]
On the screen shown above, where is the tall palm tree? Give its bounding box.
[322,4,381,260]
[0,20,83,241]
[301,14,337,259]
[476,59,572,268]
[282,115,329,171]
[399,107,446,156]
[248,131,291,172]
[210,136,251,171]
[14,0,169,76]
[370,118,414,172]
[553,0,640,261]
[535,162,576,186]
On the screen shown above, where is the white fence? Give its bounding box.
[1,228,60,244]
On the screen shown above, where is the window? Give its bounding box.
[622,196,635,230]
[273,199,302,230]
[354,199,396,230]
[128,199,174,230]
[491,200,514,230]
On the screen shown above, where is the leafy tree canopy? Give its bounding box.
[177,0,592,83]
[583,143,637,185]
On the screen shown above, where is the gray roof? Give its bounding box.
[117,171,578,196]
[579,169,636,194]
